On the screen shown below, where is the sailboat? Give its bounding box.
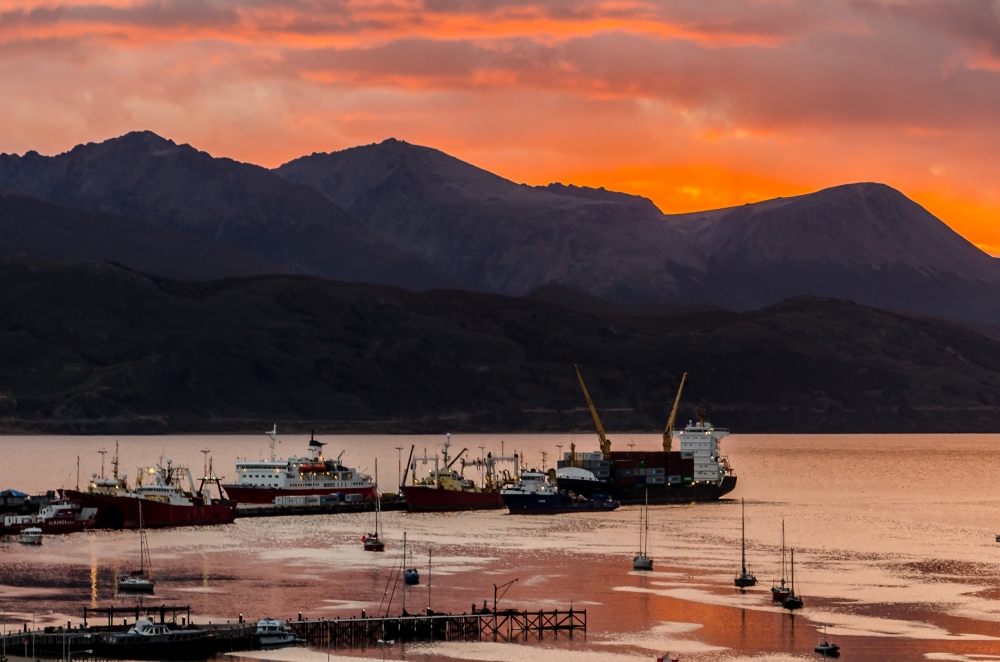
[783,548,804,610]
[363,460,385,552]
[403,532,419,585]
[734,499,757,587]
[117,501,154,593]
[771,520,791,603]
[633,489,653,570]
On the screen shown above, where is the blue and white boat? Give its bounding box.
[501,470,620,515]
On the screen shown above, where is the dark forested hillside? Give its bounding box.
[2,257,1000,434]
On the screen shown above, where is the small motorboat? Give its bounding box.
[18,527,42,545]
[633,489,653,570]
[783,549,804,610]
[254,619,297,648]
[814,623,839,657]
[656,654,679,662]
[734,498,757,588]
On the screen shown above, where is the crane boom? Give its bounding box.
[663,372,688,452]
[446,448,468,469]
[573,364,611,457]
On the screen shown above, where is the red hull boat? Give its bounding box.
[65,491,236,529]
[0,502,96,535]
[401,485,503,512]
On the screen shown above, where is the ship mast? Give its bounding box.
[741,498,747,575]
[573,364,611,457]
[266,424,278,462]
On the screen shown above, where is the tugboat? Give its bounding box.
[734,499,757,587]
[362,460,385,552]
[95,618,216,658]
[814,623,839,657]
[783,549,804,611]
[253,619,297,648]
[771,520,791,603]
[633,489,653,570]
[223,427,375,504]
[403,532,419,585]
[118,501,154,594]
[18,527,42,545]
[401,436,517,512]
[501,470,620,515]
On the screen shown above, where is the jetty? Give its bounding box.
[290,607,586,647]
[0,605,584,659]
[235,497,406,519]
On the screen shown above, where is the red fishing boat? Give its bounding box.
[400,436,516,512]
[0,501,96,535]
[65,451,236,529]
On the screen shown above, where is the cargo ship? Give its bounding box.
[559,367,736,505]
[400,436,518,512]
[221,427,376,504]
[65,450,237,529]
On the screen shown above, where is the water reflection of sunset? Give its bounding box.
[3,435,1000,660]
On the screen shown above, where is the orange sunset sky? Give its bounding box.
[2,0,1000,252]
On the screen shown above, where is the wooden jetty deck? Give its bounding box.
[290,608,586,648]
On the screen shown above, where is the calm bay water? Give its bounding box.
[3,432,1000,661]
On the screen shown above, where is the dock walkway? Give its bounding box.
[290,608,586,647]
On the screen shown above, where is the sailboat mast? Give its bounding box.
[781,519,786,586]
[741,499,746,572]
[402,532,407,614]
[643,489,649,555]
[790,548,795,594]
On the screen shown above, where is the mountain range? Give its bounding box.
[1,131,998,324]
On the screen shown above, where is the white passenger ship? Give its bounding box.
[221,427,375,504]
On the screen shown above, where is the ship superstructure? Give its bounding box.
[221,427,375,504]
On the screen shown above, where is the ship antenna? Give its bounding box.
[266,424,277,462]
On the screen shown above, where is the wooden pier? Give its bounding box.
[290,608,586,648]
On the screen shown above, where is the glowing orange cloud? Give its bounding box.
[0,0,999,255]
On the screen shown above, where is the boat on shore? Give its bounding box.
[501,470,620,515]
[559,367,736,505]
[401,436,516,512]
[65,450,236,529]
[403,532,419,585]
[222,428,376,505]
